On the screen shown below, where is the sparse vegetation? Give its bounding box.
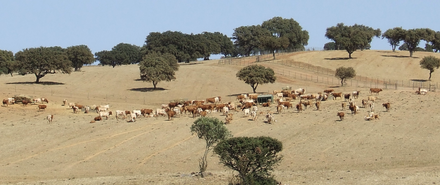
[420,56,440,81]
[214,136,283,185]
[190,117,232,177]
[335,66,356,86]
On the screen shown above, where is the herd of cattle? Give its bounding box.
[1,87,429,124]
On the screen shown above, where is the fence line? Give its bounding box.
[218,53,438,91]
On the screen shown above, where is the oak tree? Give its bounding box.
[325,23,381,58]
[236,65,276,93]
[66,45,94,71]
[382,27,405,52]
[0,49,16,76]
[402,28,435,57]
[139,52,178,89]
[420,56,440,81]
[15,46,72,83]
[335,66,356,86]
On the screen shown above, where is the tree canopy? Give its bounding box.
[15,46,72,83]
[325,23,381,58]
[139,52,179,89]
[143,31,233,62]
[214,136,283,185]
[236,65,276,93]
[261,17,309,52]
[382,27,406,52]
[0,49,15,76]
[232,25,269,57]
[403,28,435,57]
[190,117,232,176]
[66,45,94,71]
[335,66,356,86]
[420,56,440,81]
[95,43,141,67]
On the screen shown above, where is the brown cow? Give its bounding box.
[331,92,343,100]
[324,89,334,94]
[22,99,31,106]
[296,103,303,112]
[94,116,102,121]
[382,103,391,112]
[337,112,345,120]
[206,96,221,103]
[301,101,311,109]
[141,109,153,117]
[370,88,383,94]
[165,108,176,121]
[262,102,270,107]
[75,104,84,109]
[278,102,292,109]
[344,93,351,101]
[315,101,321,110]
[199,110,208,117]
[168,102,179,109]
[241,102,256,110]
[38,104,47,111]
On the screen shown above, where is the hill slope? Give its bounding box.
[0,50,439,185]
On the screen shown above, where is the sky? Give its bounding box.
[1,0,439,60]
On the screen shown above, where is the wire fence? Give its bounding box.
[218,53,438,92]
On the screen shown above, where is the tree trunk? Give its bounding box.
[153,81,157,89]
[34,73,45,83]
[348,52,352,59]
[341,79,344,86]
[410,50,414,57]
[252,83,258,93]
[273,51,276,60]
[429,71,433,81]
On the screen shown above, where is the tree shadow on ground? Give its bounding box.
[411,79,428,82]
[382,55,418,59]
[328,85,341,88]
[129,87,167,92]
[324,57,353,60]
[6,81,65,85]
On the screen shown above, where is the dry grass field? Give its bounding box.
[1,50,440,185]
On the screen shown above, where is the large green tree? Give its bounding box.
[402,28,435,57]
[420,56,440,81]
[66,45,94,71]
[214,136,283,185]
[190,117,232,177]
[335,66,356,86]
[112,43,142,65]
[94,50,116,67]
[139,52,178,89]
[15,46,72,83]
[232,25,268,57]
[236,65,276,93]
[382,27,406,52]
[261,16,309,58]
[429,31,440,52]
[325,23,381,58]
[0,49,15,76]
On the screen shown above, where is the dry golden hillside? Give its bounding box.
[0,50,439,185]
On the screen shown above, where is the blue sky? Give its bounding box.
[1,0,439,59]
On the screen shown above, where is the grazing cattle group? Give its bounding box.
[2,84,427,125]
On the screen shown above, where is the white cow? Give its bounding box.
[115,110,126,119]
[99,111,112,120]
[46,115,53,123]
